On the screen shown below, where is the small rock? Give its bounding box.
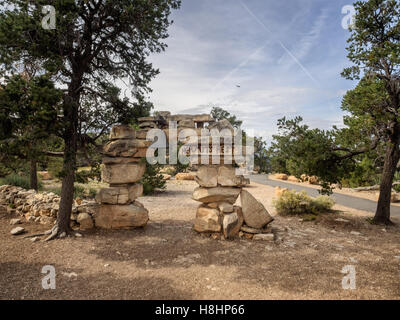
[350,231,361,236]
[241,225,263,234]
[104,264,110,268]
[74,233,82,238]
[30,237,40,242]
[253,234,274,241]
[62,272,78,279]
[10,218,21,225]
[10,227,25,235]
[394,256,400,260]
[335,218,350,223]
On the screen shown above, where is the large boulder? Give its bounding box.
[240,190,274,229]
[308,176,319,185]
[195,166,218,187]
[223,206,243,239]
[101,162,146,184]
[193,205,221,233]
[274,173,288,181]
[288,176,300,183]
[103,139,151,157]
[93,203,149,229]
[192,187,241,204]
[95,184,143,205]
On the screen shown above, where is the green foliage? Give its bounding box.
[268,117,355,194]
[254,137,270,173]
[47,157,64,180]
[0,74,62,188]
[342,0,400,81]
[45,187,61,196]
[75,165,101,184]
[341,156,380,188]
[274,190,335,215]
[210,106,243,128]
[88,188,98,199]
[73,185,86,199]
[0,173,42,190]
[141,162,166,195]
[0,0,180,227]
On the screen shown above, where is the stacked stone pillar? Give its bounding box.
[94,125,151,229]
[191,122,275,240]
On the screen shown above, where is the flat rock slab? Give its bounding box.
[192,187,241,204]
[96,184,143,205]
[101,163,146,185]
[94,203,149,229]
[253,234,275,241]
[240,190,274,229]
[109,125,136,141]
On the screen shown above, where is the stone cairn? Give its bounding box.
[190,122,275,240]
[94,125,151,229]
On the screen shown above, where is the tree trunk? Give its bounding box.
[55,139,76,235]
[46,81,81,240]
[374,140,400,225]
[29,159,38,191]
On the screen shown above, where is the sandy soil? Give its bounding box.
[1,180,399,300]
[268,175,400,206]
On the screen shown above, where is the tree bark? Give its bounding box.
[46,80,81,240]
[29,159,38,191]
[374,139,400,225]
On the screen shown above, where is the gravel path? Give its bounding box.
[250,174,400,218]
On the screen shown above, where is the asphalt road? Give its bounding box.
[249,174,400,218]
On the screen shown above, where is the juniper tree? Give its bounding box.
[0,0,181,239]
[342,0,400,224]
[0,74,62,190]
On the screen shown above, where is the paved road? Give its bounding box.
[249,174,400,218]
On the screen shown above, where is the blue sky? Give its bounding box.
[148,0,358,143]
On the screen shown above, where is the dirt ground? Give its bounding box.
[1,180,399,300]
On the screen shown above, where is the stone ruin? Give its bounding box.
[137,111,276,240]
[1,111,275,241]
[93,111,275,240]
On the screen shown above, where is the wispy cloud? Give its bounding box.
[146,0,356,143]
